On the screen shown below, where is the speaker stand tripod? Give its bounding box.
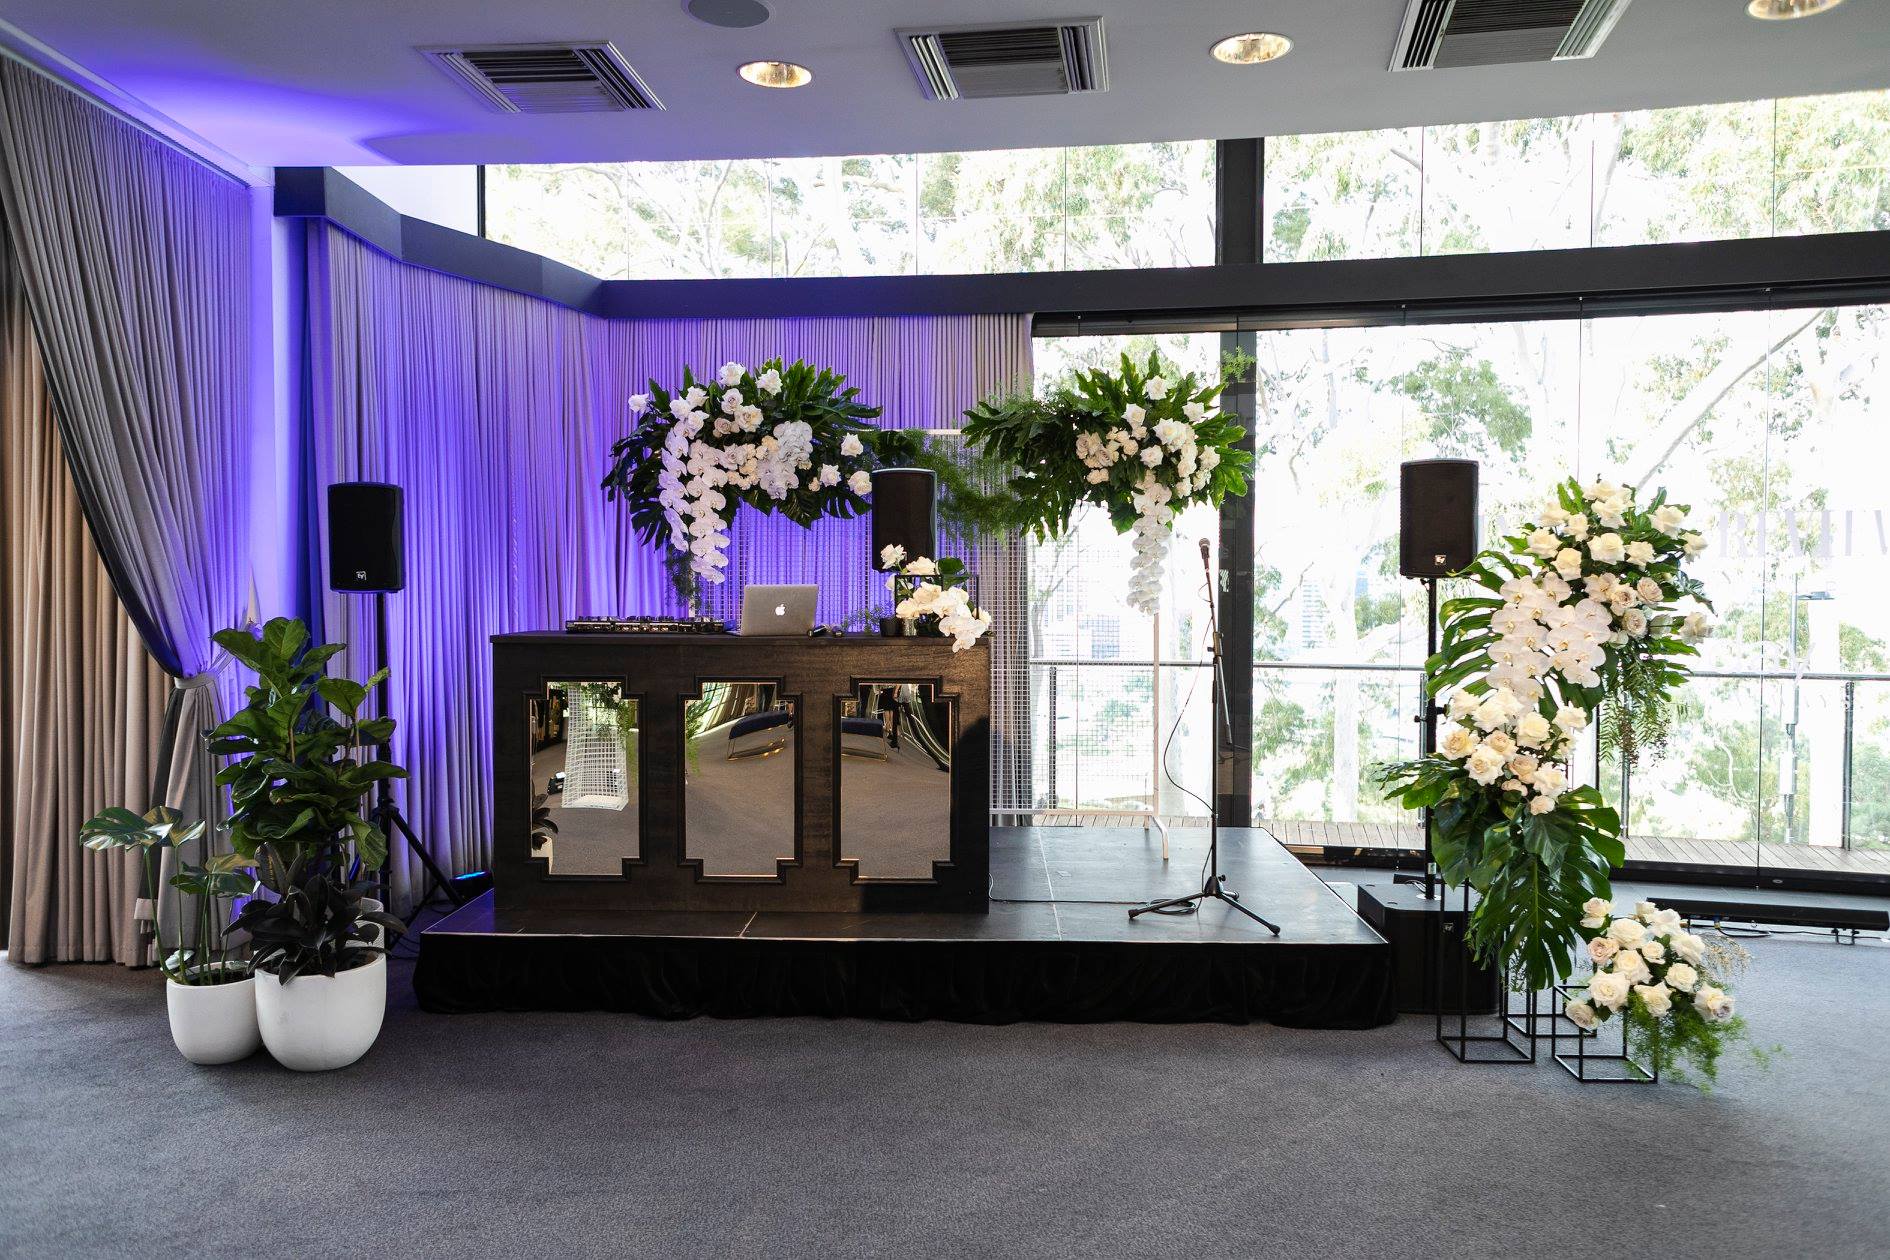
[1129,541,1280,934]
[1394,576,1443,901]
[367,592,464,915]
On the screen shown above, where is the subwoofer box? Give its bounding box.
[1355,881,1499,1016]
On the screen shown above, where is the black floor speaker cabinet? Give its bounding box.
[1399,459,1478,578]
[1355,882,1499,1015]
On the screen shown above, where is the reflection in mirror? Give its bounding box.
[684,682,797,877]
[529,681,639,875]
[840,683,952,880]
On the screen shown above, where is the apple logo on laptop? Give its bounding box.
[774,603,787,617]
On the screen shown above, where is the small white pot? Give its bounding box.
[166,973,261,1065]
[254,954,388,1072]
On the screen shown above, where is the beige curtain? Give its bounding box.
[3,237,167,964]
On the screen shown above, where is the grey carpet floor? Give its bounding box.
[3,930,1886,1260]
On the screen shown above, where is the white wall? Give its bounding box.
[334,164,479,235]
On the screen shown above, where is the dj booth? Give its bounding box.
[489,629,991,914]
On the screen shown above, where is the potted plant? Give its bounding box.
[79,806,260,1065]
[207,617,408,1071]
[228,847,403,1071]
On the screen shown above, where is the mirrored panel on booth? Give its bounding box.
[529,681,640,875]
[683,682,798,878]
[838,682,953,880]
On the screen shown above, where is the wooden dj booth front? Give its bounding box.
[490,631,991,914]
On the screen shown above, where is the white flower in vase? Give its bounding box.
[879,543,907,568]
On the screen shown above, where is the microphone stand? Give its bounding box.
[1129,539,1281,933]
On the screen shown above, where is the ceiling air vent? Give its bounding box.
[421,42,663,113]
[898,17,1107,101]
[1390,0,1631,71]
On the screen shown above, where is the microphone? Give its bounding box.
[1198,537,1211,569]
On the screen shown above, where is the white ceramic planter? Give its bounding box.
[166,974,261,1065]
[254,953,387,1071]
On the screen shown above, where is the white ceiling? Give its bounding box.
[1,0,1887,169]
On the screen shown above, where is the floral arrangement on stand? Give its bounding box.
[1380,476,1715,991]
[879,544,993,651]
[601,357,884,599]
[958,353,1252,616]
[1565,898,1754,1086]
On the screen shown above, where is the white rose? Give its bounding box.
[1636,576,1663,603]
[1664,962,1699,993]
[1625,540,1656,566]
[1530,765,1566,798]
[1565,513,1590,541]
[1528,795,1556,814]
[756,367,783,395]
[1526,528,1560,559]
[847,470,873,496]
[1554,548,1584,580]
[1565,998,1600,1031]
[1607,918,1647,947]
[1447,691,1479,720]
[1554,705,1588,733]
[1652,504,1687,535]
[1588,972,1630,1011]
[1506,753,1539,782]
[1613,948,1651,986]
[1583,896,1612,920]
[1634,900,1659,922]
[904,556,938,576]
[1086,469,1109,484]
[1634,982,1674,1017]
[817,464,841,486]
[1515,712,1552,748]
[1439,726,1478,759]
[840,434,864,457]
[717,361,747,387]
[1588,936,1619,964]
[1482,730,1516,757]
[879,543,907,568]
[1672,932,1705,964]
[1588,532,1626,564]
[1123,402,1146,427]
[1140,446,1163,468]
[1465,743,1507,786]
[1540,502,1569,527]
[1693,985,1735,1022]
[1144,376,1171,400]
[1679,611,1712,644]
[1621,609,1649,638]
[1682,532,1707,557]
[1640,938,1667,963]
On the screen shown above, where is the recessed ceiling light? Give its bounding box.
[737,59,812,88]
[1747,0,1845,16]
[1210,32,1292,64]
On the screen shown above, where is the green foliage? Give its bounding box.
[871,429,1035,543]
[228,854,403,984]
[959,351,1253,540]
[80,806,247,987]
[210,617,406,874]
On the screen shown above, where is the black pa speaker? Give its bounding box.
[870,468,938,570]
[328,482,405,593]
[1399,459,1479,578]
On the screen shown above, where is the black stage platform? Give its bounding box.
[414,827,1394,1027]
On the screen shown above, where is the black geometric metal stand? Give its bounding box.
[1551,982,1659,1084]
[1434,884,1535,1063]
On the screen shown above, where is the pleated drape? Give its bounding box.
[307,225,1030,907]
[3,233,168,963]
[0,61,252,961]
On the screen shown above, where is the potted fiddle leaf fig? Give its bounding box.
[207,616,408,1071]
[79,806,261,1065]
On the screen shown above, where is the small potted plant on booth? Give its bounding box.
[209,617,407,1071]
[79,806,260,1065]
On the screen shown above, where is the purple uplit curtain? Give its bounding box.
[307,225,1029,905]
[0,62,251,962]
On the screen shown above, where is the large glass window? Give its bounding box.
[487,141,1214,280]
[1240,302,1890,880]
[1265,88,1890,261]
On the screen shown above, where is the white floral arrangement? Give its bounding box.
[1564,898,1752,1086]
[958,353,1251,617]
[1382,476,1714,990]
[602,358,883,593]
[880,545,992,652]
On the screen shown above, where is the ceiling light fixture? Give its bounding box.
[686,0,770,28]
[737,59,813,88]
[1210,32,1292,64]
[1746,0,1845,17]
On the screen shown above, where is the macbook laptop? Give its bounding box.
[737,584,819,636]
